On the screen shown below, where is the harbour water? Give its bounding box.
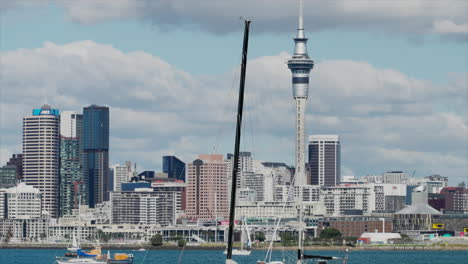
[0,249,467,264]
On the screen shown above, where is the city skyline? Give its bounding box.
[0,1,467,185]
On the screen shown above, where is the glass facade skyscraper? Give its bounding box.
[162,156,185,182]
[83,105,109,207]
[59,111,83,216]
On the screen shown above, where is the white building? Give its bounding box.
[321,185,371,216]
[361,175,383,184]
[383,171,408,184]
[23,104,60,218]
[5,183,42,219]
[235,201,326,219]
[112,164,132,192]
[0,188,6,219]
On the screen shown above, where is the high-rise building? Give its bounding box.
[227,152,253,194]
[6,154,23,180]
[59,111,84,216]
[287,0,314,187]
[111,164,132,192]
[82,105,109,207]
[23,104,60,218]
[308,135,340,186]
[162,156,186,182]
[186,154,228,220]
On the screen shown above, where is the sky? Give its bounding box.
[0,0,467,184]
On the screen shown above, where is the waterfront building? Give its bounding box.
[82,105,109,207]
[393,186,442,232]
[383,171,408,184]
[235,201,326,219]
[317,216,393,237]
[0,218,49,242]
[23,104,60,218]
[163,156,186,182]
[321,185,371,216]
[308,135,340,186]
[60,111,84,216]
[0,166,17,187]
[5,183,42,219]
[186,154,228,220]
[111,189,176,226]
[227,152,253,190]
[5,154,23,180]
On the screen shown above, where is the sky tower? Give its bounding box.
[287,0,314,187]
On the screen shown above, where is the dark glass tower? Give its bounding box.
[308,135,340,186]
[82,105,109,207]
[162,156,185,182]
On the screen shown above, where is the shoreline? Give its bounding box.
[1,244,468,251]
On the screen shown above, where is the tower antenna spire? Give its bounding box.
[299,0,304,30]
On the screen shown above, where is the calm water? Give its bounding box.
[0,249,467,264]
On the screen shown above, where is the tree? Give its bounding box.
[150,234,163,247]
[280,232,297,246]
[255,232,266,242]
[458,182,466,188]
[319,228,342,239]
[177,238,186,247]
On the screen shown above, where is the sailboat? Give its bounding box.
[224,217,252,256]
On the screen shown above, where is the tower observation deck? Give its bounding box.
[287,0,314,187]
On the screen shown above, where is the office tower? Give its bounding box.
[162,156,186,182]
[82,105,109,207]
[59,111,83,216]
[0,166,16,187]
[227,151,253,192]
[186,154,228,220]
[6,154,23,180]
[383,171,408,184]
[287,0,314,187]
[5,183,42,219]
[23,104,60,218]
[308,135,340,186]
[112,164,131,192]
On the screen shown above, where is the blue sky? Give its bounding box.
[0,1,467,184]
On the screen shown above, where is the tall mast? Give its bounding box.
[226,20,251,263]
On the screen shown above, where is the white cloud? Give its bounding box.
[45,0,463,41]
[433,20,468,34]
[0,41,466,184]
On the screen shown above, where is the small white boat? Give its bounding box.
[223,249,252,256]
[56,258,105,264]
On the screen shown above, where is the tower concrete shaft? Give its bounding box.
[287,0,314,187]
